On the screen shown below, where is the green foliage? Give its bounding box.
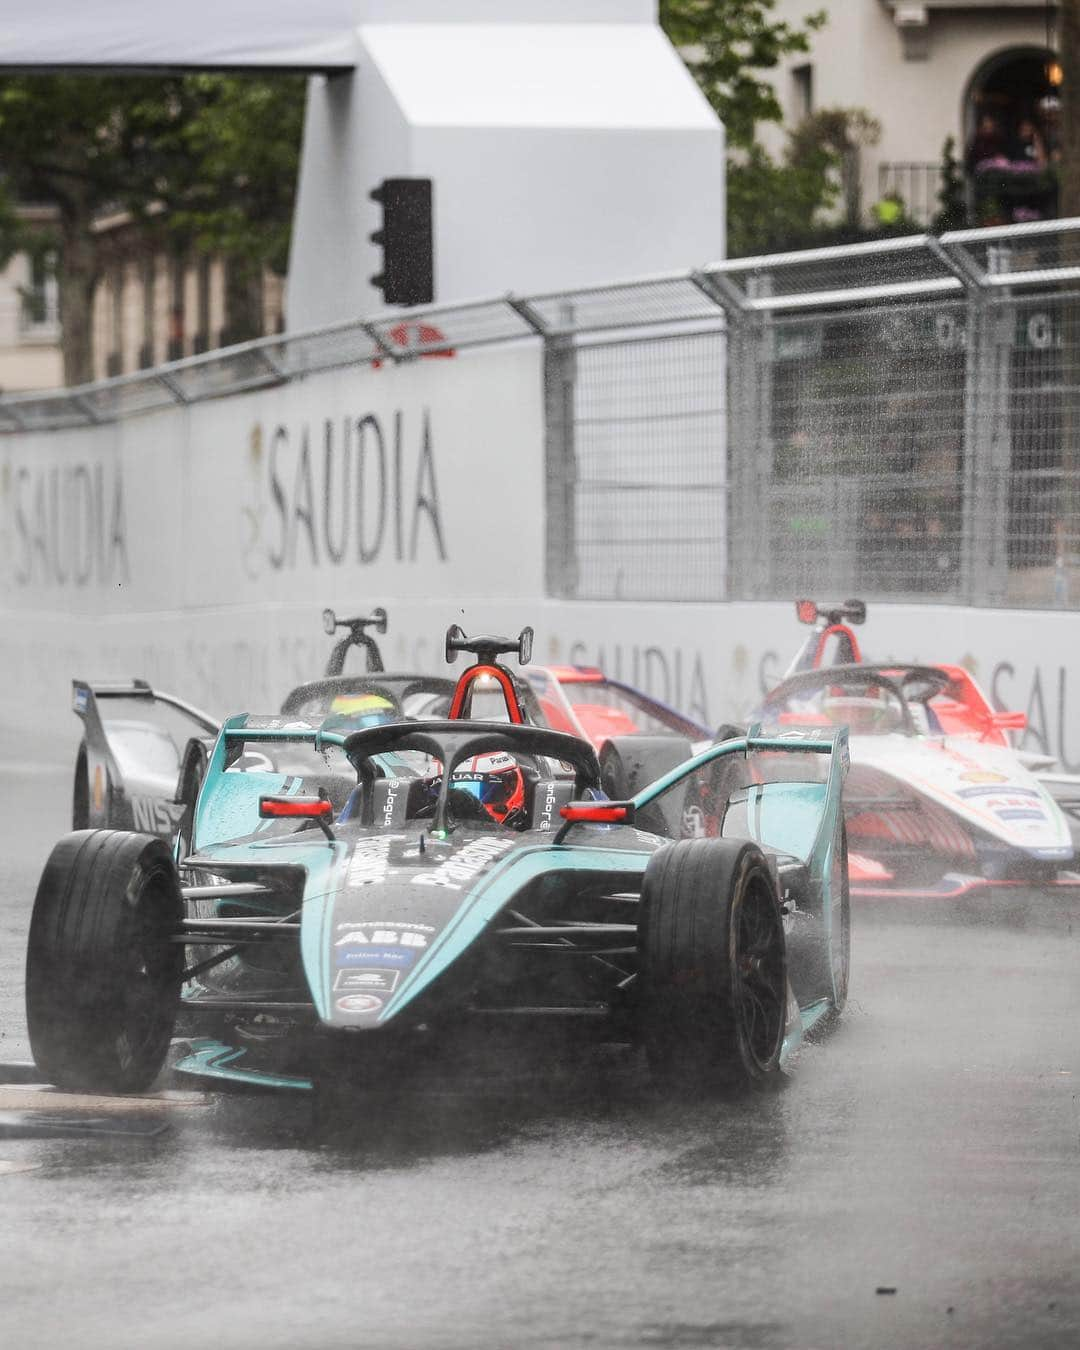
[0,73,305,380]
[658,5,893,253]
[789,106,881,227]
[0,73,304,267]
[0,75,184,217]
[0,179,25,269]
[660,0,826,149]
[726,142,836,258]
[786,107,881,167]
[727,107,886,256]
[931,135,966,233]
[143,75,307,276]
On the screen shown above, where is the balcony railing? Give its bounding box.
[877,162,943,226]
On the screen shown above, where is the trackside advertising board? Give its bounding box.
[0,345,543,613]
[0,341,1078,766]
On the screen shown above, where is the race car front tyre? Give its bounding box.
[25,830,183,1093]
[638,839,787,1091]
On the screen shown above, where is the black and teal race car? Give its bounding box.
[26,630,851,1097]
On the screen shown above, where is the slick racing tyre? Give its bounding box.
[72,740,89,830]
[26,830,183,1093]
[175,738,209,862]
[638,839,787,1091]
[600,736,692,836]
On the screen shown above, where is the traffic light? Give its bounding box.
[369,177,434,307]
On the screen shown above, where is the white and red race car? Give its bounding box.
[786,599,1026,747]
[759,655,1080,900]
[786,598,1080,840]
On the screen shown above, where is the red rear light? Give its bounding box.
[259,796,333,819]
[796,599,818,625]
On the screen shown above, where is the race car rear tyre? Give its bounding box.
[175,738,209,861]
[26,830,183,1093]
[72,741,89,830]
[601,736,692,836]
[600,736,692,798]
[638,839,787,1091]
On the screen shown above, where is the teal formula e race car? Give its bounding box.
[25,629,851,1098]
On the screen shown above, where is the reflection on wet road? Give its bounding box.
[0,744,1077,1349]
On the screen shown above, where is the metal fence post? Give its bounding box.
[728,307,773,601]
[694,269,770,601]
[961,257,1013,605]
[543,323,578,598]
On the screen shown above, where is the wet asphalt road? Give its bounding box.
[1,735,1079,1350]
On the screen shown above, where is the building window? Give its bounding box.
[193,255,211,354]
[106,266,124,377]
[792,64,813,120]
[19,249,59,334]
[168,252,185,362]
[140,255,156,369]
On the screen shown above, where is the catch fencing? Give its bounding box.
[3,217,1080,611]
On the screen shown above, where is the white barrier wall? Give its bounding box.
[2,341,1079,767]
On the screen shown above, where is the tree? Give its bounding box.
[660,0,826,150]
[788,107,881,228]
[930,135,966,234]
[147,75,306,344]
[0,74,305,385]
[660,1,838,255]
[726,142,837,258]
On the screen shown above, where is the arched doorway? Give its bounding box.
[964,46,1060,224]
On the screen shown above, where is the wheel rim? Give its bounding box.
[734,874,786,1069]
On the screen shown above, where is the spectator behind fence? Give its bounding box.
[966,113,1006,171]
[1009,117,1047,170]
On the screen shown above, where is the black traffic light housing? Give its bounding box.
[369,177,434,307]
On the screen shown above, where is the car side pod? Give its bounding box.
[554,800,635,844]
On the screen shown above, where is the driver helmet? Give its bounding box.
[450,750,526,820]
[329,691,399,727]
[447,751,527,825]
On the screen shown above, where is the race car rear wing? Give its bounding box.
[796,599,866,627]
[629,725,850,874]
[72,679,219,834]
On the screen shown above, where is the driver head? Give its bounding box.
[422,751,528,826]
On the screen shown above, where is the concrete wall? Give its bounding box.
[2,339,1078,767]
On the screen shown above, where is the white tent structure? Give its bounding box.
[0,0,725,328]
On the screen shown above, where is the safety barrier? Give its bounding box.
[4,219,1080,611]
